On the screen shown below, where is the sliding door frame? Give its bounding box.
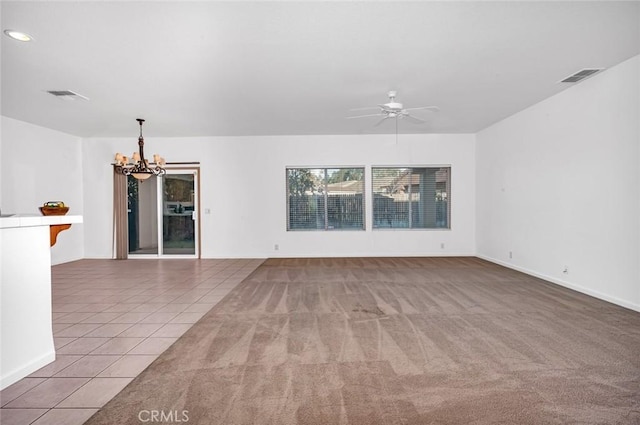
[126,165,201,259]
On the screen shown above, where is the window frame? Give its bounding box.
[371,166,451,230]
[286,166,366,231]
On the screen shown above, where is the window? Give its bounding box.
[372,167,450,229]
[287,167,365,230]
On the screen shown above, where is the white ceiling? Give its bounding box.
[1,1,639,138]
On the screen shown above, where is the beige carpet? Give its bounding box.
[84,257,640,424]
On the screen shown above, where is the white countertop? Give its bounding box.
[0,214,83,229]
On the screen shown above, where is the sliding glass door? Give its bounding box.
[162,172,197,256]
[127,174,159,255]
[127,169,199,258]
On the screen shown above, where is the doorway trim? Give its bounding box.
[123,164,201,259]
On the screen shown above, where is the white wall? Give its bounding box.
[0,120,3,209]
[1,117,84,264]
[83,134,476,259]
[476,55,640,311]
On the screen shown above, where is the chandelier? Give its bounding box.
[114,119,166,180]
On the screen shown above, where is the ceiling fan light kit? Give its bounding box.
[346,90,439,127]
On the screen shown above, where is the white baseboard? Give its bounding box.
[0,351,55,390]
[477,254,640,313]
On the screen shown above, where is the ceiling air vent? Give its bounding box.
[559,68,603,83]
[46,90,89,100]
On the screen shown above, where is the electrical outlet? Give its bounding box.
[204,208,211,214]
[563,266,569,274]
[274,244,279,251]
[509,251,513,259]
[440,243,445,249]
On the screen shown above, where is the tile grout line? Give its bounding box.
[1,258,261,425]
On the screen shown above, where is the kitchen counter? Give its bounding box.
[0,214,83,389]
[0,213,83,229]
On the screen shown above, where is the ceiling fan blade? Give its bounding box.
[403,106,440,112]
[349,106,381,112]
[373,116,390,127]
[402,114,426,124]
[346,113,385,119]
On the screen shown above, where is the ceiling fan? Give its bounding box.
[346,91,439,127]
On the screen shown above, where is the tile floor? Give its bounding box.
[0,258,264,425]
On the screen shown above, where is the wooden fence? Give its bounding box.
[288,193,447,230]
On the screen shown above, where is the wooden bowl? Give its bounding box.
[40,206,70,216]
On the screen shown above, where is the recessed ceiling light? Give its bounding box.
[3,29,33,42]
